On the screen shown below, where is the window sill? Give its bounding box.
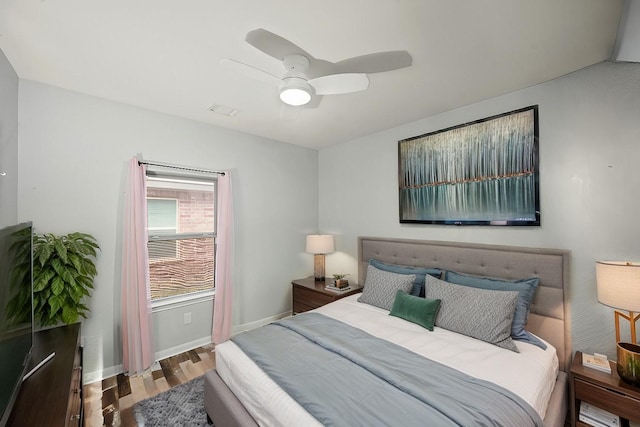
[151,289,215,313]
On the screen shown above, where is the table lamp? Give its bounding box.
[596,261,640,385]
[306,235,334,281]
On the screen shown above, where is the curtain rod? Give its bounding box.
[138,160,225,176]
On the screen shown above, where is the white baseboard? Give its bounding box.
[82,310,292,384]
[231,310,291,335]
[154,336,213,361]
[84,364,123,385]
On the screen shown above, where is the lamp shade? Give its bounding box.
[306,235,334,254]
[596,261,640,312]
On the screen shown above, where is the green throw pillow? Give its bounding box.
[389,290,441,331]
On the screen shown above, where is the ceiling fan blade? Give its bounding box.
[220,58,283,86]
[333,50,413,74]
[308,73,369,95]
[245,28,312,61]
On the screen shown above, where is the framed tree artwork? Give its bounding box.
[398,105,540,226]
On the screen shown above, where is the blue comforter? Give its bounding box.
[231,312,542,427]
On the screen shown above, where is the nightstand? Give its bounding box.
[292,276,362,314]
[570,351,640,426]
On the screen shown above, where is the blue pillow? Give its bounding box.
[369,259,441,297]
[443,271,546,350]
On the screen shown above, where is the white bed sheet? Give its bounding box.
[215,294,559,427]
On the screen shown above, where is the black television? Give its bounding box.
[0,222,33,426]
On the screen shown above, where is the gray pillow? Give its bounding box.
[424,275,519,352]
[369,259,442,297]
[358,265,415,310]
[443,270,545,349]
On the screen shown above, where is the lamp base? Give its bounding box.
[617,342,640,386]
[614,310,639,344]
[313,254,325,281]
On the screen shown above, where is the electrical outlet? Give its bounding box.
[184,312,192,325]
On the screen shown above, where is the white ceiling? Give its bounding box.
[0,0,624,149]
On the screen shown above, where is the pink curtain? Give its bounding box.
[121,158,154,375]
[212,171,234,344]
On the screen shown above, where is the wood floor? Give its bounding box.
[83,344,215,427]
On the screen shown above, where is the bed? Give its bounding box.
[205,236,571,426]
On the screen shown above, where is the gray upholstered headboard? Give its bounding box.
[358,236,572,371]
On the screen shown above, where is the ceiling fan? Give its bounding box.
[221,28,412,107]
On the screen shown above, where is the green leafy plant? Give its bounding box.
[4,227,33,327]
[332,273,350,289]
[32,232,100,326]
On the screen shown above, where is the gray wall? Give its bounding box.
[318,61,640,360]
[13,59,639,380]
[17,80,319,381]
[0,49,18,227]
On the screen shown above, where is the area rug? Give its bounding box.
[133,376,210,426]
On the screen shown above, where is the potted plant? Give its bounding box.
[4,226,33,327]
[32,232,100,327]
[332,274,350,289]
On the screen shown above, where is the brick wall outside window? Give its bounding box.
[147,187,215,299]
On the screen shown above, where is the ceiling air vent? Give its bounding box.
[208,104,239,117]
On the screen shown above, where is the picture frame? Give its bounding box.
[398,105,540,226]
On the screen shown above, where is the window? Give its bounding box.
[147,198,178,259]
[146,176,216,300]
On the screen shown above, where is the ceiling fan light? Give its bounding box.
[280,87,311,106]
[279,78,312,106]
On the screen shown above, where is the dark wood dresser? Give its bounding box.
[7,323,83,426]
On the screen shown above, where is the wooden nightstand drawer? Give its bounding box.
[570,351,640,426]
[293,285,333,311]
[575,377,640,421]
[291,276,362,314]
